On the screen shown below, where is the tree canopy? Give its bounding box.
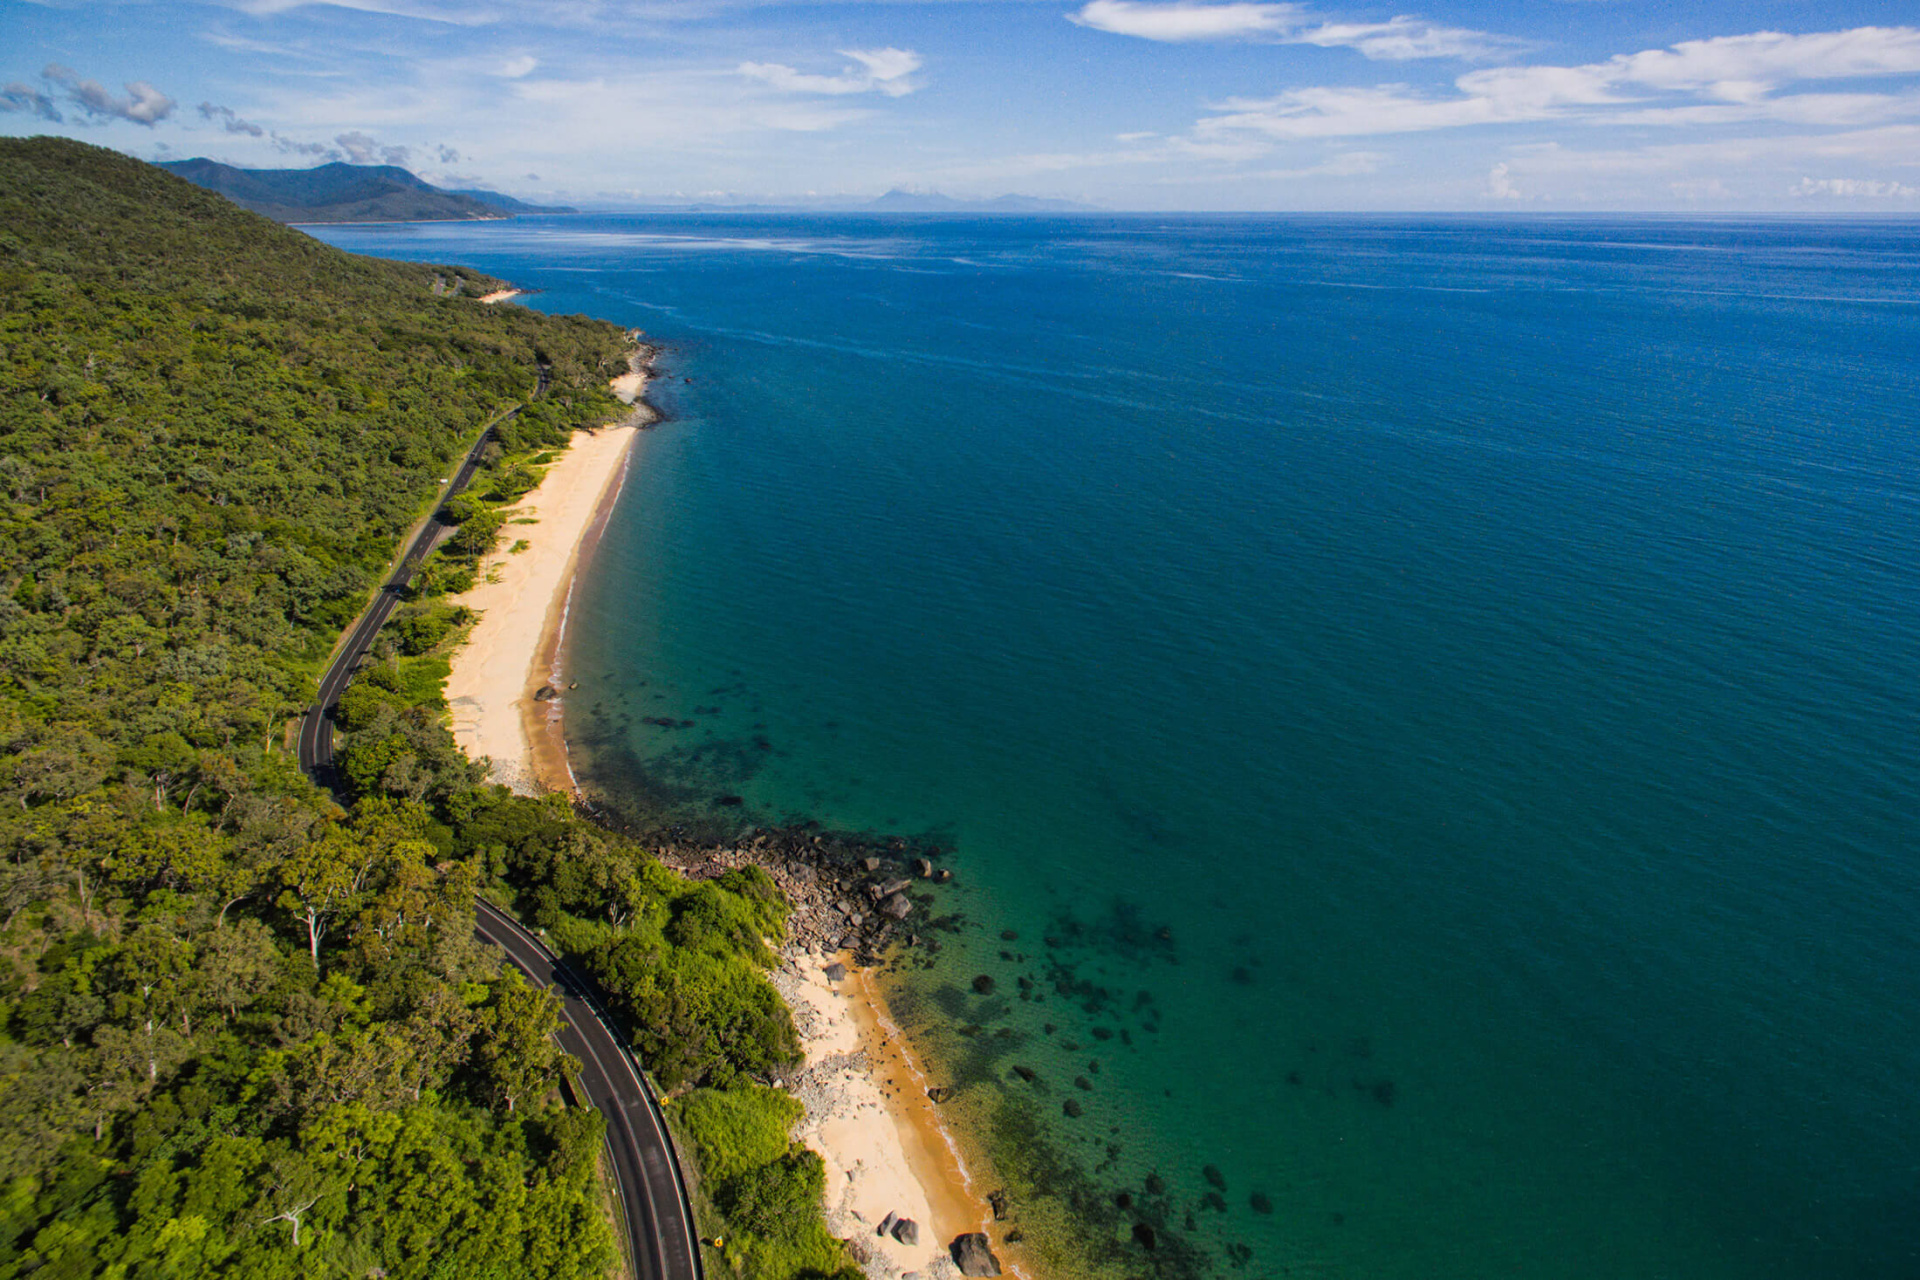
[0,137,843,1280]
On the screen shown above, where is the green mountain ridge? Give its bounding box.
[158,157,576,224]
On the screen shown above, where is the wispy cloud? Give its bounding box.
[1195,26,1920,139]
[199,101,265,136]
[1072,0,1300,43]
[223,0,501,26]
[1294,17,1519,62]
[738,47,923,98]
[0,82,62,122]
[1792,175,1917,198]
[1070,0,1520,61]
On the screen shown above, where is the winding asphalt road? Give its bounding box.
[296,373,705,1280]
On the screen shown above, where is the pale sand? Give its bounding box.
[477,288,525,305]
[775,955,1030,1280]
[610,370,647,403]
[444,421,639,795]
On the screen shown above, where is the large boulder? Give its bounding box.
[891,1216,920,1246]
[950,1233,1002,1276]
[881,893,913,920]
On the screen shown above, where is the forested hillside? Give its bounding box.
[0,138,852,1279]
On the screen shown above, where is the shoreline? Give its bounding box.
[444,348,654,795]
[773,952,1016,1278]
[444,352,1023,1277]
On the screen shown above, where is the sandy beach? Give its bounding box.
[774,954,1020,1280]
[444,387,644,793]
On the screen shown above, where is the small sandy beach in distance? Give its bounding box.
[775,955,1025,1280]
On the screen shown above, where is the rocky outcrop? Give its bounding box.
[640,825,954,964]
[951,1232,1002,1276]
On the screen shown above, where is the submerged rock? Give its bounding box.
[971,975,996,996]
[951,1232,1002,1277]
[1062,1098,1084,1118]
[987,1189,1008,1220]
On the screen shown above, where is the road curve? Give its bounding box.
[474,899,705,1280]
[296,369,705,1280]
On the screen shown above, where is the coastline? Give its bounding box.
[444,350,653,795]
[772,951,1025,1279]
[444,353,1021,1278]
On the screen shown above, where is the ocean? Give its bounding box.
[312,214,1920,1279]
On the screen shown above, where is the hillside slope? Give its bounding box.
[0,136,630,1277]
[158,157,564,223]
[0,135,853,1280]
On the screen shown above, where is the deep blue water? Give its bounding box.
[314,215,1920,1279]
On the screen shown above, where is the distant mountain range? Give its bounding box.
[865,189,1100,213]
[156,158,576,224]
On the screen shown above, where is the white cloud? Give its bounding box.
[1609,28,1920,99]
[1195,26,1920,140]
[1485,160,1519,198]
[1293,18,1521,62]
[1197,85,1505,138]
[42,64,177,126]
[500,55,538,78]
[1071,0,1300,43]
[334,131,412,165]
[225,0,501,26]
[1070,1,1517,60]
[1792,176,1917,197]
[738,47,923,98]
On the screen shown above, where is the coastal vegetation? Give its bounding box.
[0,137,851,1279]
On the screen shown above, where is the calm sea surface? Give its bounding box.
[314,215,1920,1279]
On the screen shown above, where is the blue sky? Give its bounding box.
[4,0,1920,209]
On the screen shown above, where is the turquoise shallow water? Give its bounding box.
[316,216,1920,1278]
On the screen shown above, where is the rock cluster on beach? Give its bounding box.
[654,826,954,964]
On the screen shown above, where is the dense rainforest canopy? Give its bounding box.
[0,138,852,1279]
